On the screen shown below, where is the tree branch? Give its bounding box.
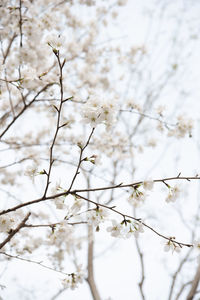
[0,213,31,249]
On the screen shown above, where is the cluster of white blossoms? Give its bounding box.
[168,115,193,138]
[81,95,118,127]
[0,214,16,233]
[20,67,43,90]
[128,186,146,207]
[51,184,84,215]
[24,163,39,178]
[70,198,84,215]
[92,130,129,159]
[163,239,181,253]
[86,207,109,227]
[54,197,67,210]
[107,219,144,239]
[165,185,181,203]
[61,266,85,290]
[49,220,75,248]
[128,181,154,207]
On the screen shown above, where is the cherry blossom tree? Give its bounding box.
[0,0,200,299]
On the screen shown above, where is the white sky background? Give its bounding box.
[1,0,200,299]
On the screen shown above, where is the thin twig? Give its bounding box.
[43,51,66,198]
[74,193,192,248]
[71,175,200,194]
[0,251,72,276]
[68,127,95,191]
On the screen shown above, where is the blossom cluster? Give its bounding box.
[128,186,146,207]
[107,219,144,239]
[168,115,193,138]
[49,221,75,249]
[61,265,85,290]
[163,239,181,253]
[81,95,118,127]
[0,214,16,233]
[86,207,109,227]
[165,185,181,203]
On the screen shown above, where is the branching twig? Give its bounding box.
[71,175,200,194]
[0,175,200,247]
[43,51,66,198]
[74,193,192,248]
[68,127,95,191]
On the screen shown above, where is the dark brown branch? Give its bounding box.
[71,175,200,194]
[0,213,31,249]
[0,175,200,247]
[74,193,192,248]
